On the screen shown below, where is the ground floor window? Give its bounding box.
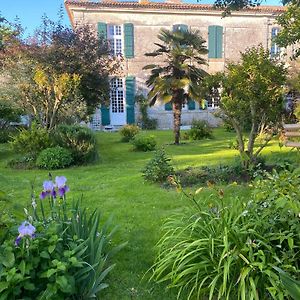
[110,78,126,125]
[207,87,221,109]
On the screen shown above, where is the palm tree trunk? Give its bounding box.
[173,101,182,145]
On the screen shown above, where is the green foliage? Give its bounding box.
[142,149,174,183]
[144,28,208,144]
[10,123,52,158]
[203,46,286,167]
[275,267,300,300]
[0,222,85,299]
[131,134,157,152]
[67,202,127,299]
[152,170,300,299]
[0,129,16,144]
[0,101,21,129]
[188,119,213,140]
[7,155,36,169]
[0,176,126,299]
[136,94,158,130]
[119,124,140,142]
[276,1,300,59]
[36,146,73,170]
[55,125,98,164]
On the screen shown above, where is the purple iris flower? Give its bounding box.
[43,180,54,191]
[55,176,69,197]
[55,176,67,188]
[39,180,56,199]
[18,221,36,237]
[15,221,36,247]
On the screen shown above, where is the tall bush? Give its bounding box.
[55,124,98,164]
[10,122,52,158]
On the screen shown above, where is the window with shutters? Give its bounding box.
[207,87,220,109]
[108,25,123,56]
[110,78,125,113]
[208,25,223,59]
[270,27,280,57]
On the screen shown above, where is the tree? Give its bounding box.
[144,29,208,145]
[0,16,120,129]
[203,46,287,167]
[275,1,300,59]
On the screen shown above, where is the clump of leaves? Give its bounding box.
[142,148,174,183]
[187,119,213,140]
[119,124,140,142]
[151,171,300,299]
[36,146,73,169]
[131,134,157,151]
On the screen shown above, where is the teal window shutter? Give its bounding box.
[165,102,172,111]
[208,25,223,59]
[126,76,135,124]
[98,22,107,40]
[215,26,223,58]
[188,99,195,110]
[173,24,188,32]
[124,23,134,58]
[101,105,110,125]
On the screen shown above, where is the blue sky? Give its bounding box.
[1,0,283,36]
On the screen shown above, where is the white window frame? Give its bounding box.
[207,87,221,109]
[107,25,123,56]
[270,27,280,57]
[110,78,125,114]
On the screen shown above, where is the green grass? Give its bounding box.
[0,128,298,299]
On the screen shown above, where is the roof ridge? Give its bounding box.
[65,0,285,12]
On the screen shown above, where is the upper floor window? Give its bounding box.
[108,25,123,56]
[271,27,280,57]
[98,22,134,58]
[208,25,223,59]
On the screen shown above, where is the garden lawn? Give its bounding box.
[0,128,297,299]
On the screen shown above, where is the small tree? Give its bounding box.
[275,1,300,59]
[204,46,287,167]
[144,29,208,145]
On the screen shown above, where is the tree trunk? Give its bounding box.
[173,101,182,145]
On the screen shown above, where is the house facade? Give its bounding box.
[65,0,288,130]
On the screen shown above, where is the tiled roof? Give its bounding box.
[65,0,285,13]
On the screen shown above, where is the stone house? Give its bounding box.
[65,0,288,130]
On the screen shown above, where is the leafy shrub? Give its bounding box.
[0,129,17,143]
[131,134,156,151]
[142,118,157,130]
[0,176,126,299]
[187,120,213,140]
[36,146,73,169]
[135,94,158,130]
[10,122,52,158]
[7,155,36,169]
[119,124,140,142]
[152,171,300,299]
[54,125,97,164]
[142,149,174,183]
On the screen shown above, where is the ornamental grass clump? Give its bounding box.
[151,172,300,300]
[0,175,126,299]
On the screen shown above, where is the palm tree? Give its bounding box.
[144,28,208,144]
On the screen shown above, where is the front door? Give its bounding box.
[110,78,126,125]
